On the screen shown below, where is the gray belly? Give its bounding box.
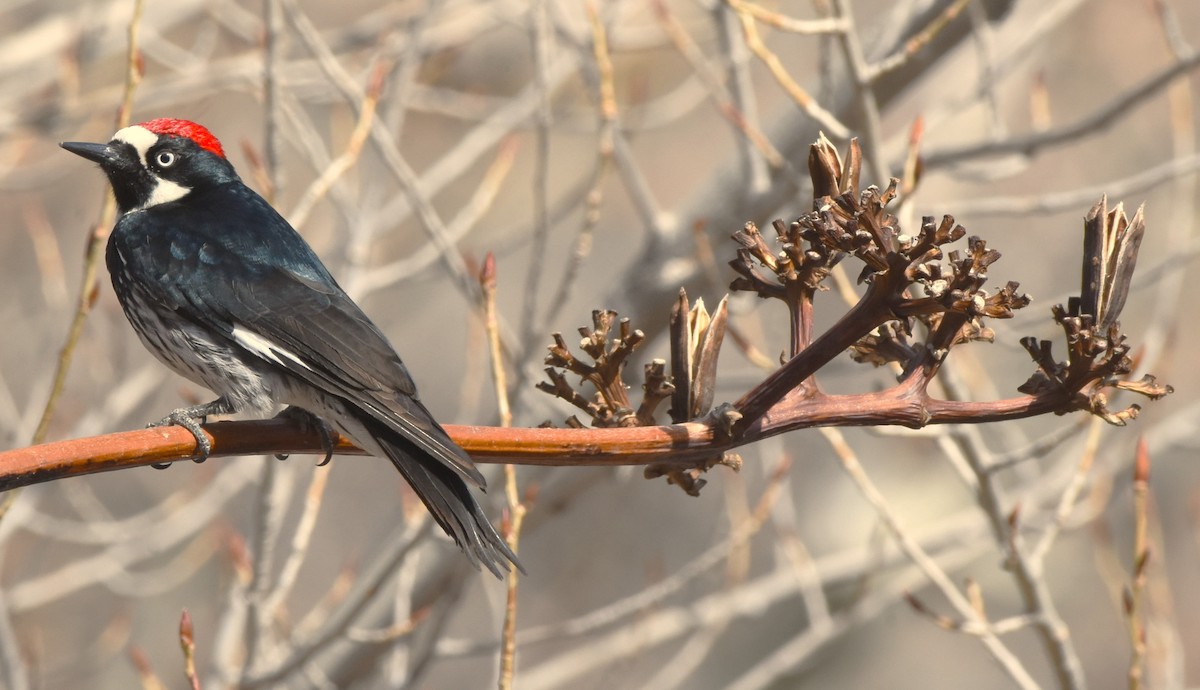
[117,287,280,415]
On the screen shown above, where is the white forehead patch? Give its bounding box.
[112,125,158,166]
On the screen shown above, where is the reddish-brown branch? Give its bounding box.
[735,277,895,429]
[0,382,1076,491]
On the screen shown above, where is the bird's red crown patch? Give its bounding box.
[138,118,226,159]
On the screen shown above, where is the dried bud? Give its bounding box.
[808,132,845,199]
[180,609,194,647]
[668,291,729,421]
[1133,436,1150,485]
[1079,195,1146,333]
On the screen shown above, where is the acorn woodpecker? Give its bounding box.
[61,118,519,577]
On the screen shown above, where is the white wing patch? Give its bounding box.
[231,326,313,371]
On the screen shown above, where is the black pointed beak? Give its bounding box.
[60,141,119,165]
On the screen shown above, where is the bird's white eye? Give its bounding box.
[155,151,176,167]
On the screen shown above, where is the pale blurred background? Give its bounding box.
[1,0,1198,688]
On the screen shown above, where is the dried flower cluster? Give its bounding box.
[538,310,647,428]
[538,135,1170,494]
[732,134,1031,382]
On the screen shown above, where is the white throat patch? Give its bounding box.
[141,178,191,210]
[112,124,192,211]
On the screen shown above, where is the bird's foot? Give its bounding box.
[273,406,337,466]
[148,398,235,467]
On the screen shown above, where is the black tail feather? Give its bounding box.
[364,418,523,578]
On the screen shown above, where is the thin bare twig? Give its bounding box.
[356,138,520,297]
[1029,418,1104,564]
[180,609,201,690]
[519,0,554,388]
[287,60,388,228]
[724,0,847,35]
[730,3,850,140]
[535,1,614,337]
[262,463,332,632]
[940,152,1200,216]
[827,0,888,182]
[4,465,257,611]
[481,252,525,690]
[868,0,973,80]
[0,553,26,690]
[1126,438,1150,690]
[923,49,1200,168]
[937,365,1087,690]
[129,646,166,690]
[263,0,284,201]
[238,519,431,689]
[819,426,1041,689]
[656,0,785,172]
[713,1,771,193]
